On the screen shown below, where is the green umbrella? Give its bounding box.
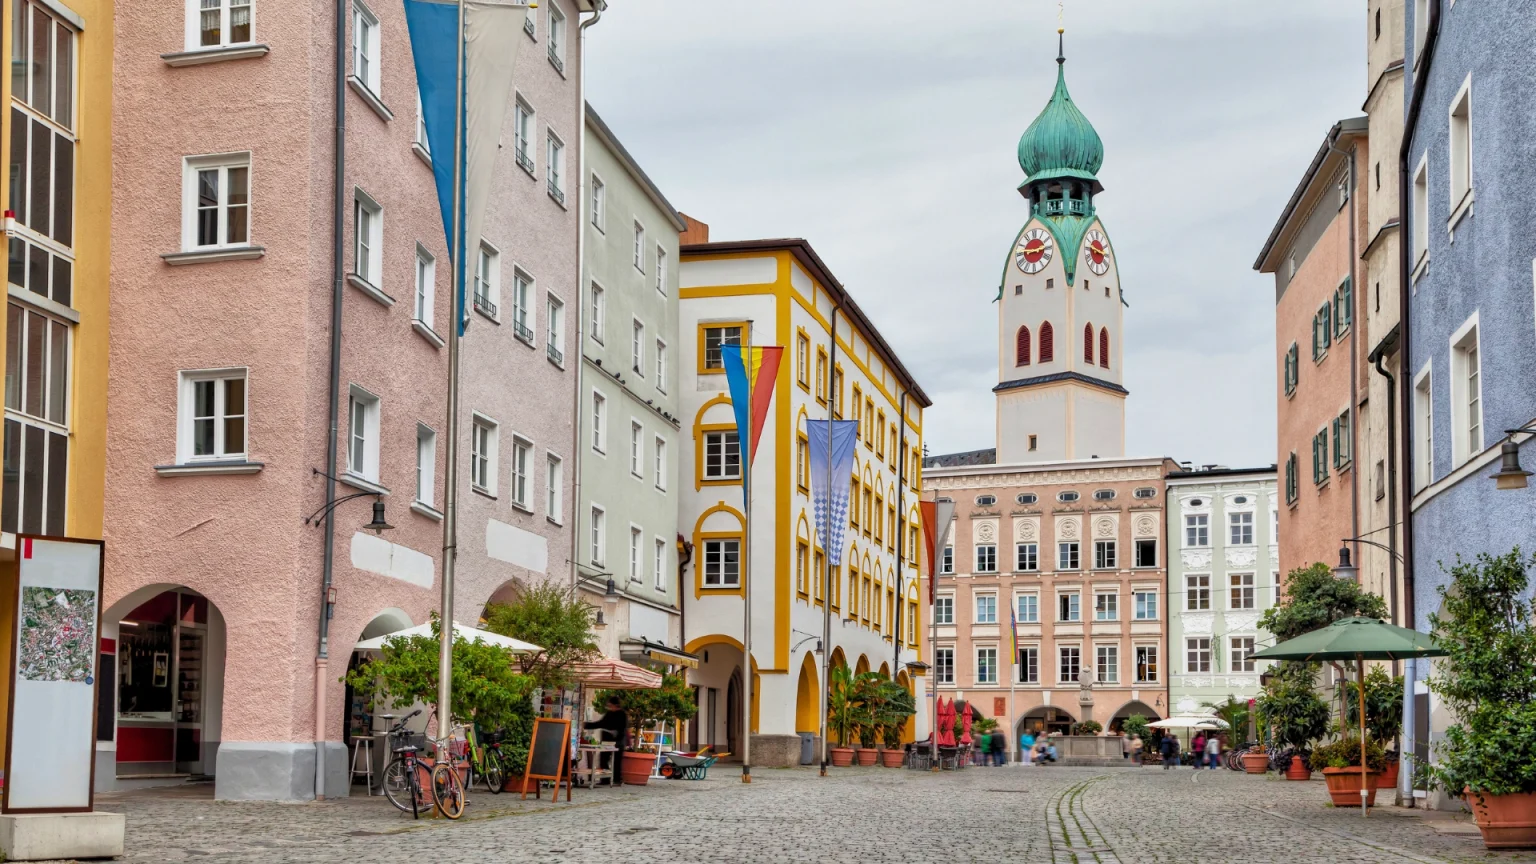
[1251,617,1447,817]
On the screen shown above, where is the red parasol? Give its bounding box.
[936,698,956,747]
[960,701,973,746]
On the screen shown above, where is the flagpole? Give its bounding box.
[1009,612,1018,765]
[741,322,754,784]
[436,0,467,749]
[818,310,838,776]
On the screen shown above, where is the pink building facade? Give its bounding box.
[102,0,591,800]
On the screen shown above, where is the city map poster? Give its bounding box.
[16,586,97,683]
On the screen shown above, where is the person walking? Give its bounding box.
[974,730,989,766]
[1204,732,1221,770]
[1191,733,1206,770]
[1020,729,1036,766]
[1160,732,1178,769]
[992,727,1008,766]
[1130,734,1144,766]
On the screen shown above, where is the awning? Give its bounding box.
[352,620,541,654]
[620,639,699,669]
[569,657,662,690]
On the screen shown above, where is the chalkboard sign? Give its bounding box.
[520,717,571,801]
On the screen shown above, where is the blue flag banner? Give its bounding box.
[807,419,858,567]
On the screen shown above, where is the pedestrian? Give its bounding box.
[1044,741,1058,763]
[992,727,1008,766]
[1192,733,1206,769]
[1205,731,1221,770]
[974,730,988,766]
[1130,734,1144,766]
[1020,729,1036,766]
[583,695,628,784]
[1160,732,1178,769]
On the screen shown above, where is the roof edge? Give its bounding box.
[1253,117,1369,273]
[585,103,687,233]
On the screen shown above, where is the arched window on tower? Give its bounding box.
[1099,328,1110,369]
[1015,325,1031,366]
[1084,323,1095,365]
[1039,322,1054,363]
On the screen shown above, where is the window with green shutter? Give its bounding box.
[1285,453,1298,503]
[1312,430,1328,485]
[1284,343,1299,394]
[1334,277,1352,337]
[1333,411,1351,468]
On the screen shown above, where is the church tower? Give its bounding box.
[996,32,1126,464]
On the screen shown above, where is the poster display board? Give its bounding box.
[3,536,105,813]
[520,717,571,801]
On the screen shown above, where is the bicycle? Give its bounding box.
[426,724,468,819]
[379,710,466,820]
[463,724,507,795]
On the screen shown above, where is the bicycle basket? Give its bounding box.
[395,732,428,752]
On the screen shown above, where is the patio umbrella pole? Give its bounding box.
[1358,656,1367,817]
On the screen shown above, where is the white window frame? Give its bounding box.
[1058,645,1081,684]
[415,423,436,506]
[1184,514,1209,547]
[513,97,535,175]
[1411,153,1429,276]
[589,172,605,232]
[654,536,667,591]
[629,525,642,584]
[1015,542,1038,572]
[1133,590,1157,620]
[1135,644,1159,683]
[655,339,667,392]
[1093,539,1116,570]
[1186,573,1211,611]
[933,595,954,625]
[702,537,741,588]
[590,391,607,455]
[1448,74,1472,218]
[975,543,997,574]
[629,420,643,478]
[353,188,383,288]
[546,294,564,366]
[509,434,532,509]
[546,130,565,203]
[1133,538,1157,568]
[1229,511,1254,546]
[655,245,667,295]
[1095,644,1119,684]
[545,452,563,522]
[471,412,498,494]
[935,647,954,685]
[631,319,645,375]
[633,221,646,273]
[1230,636,1257,673]
[1057,591,1081,623]
[177,368,248,463]
[414,89,429,154]
[1449,313,1483,465]
[1016,593,1038,623]
[1093,590,1118,622]
[351,0,380,96]
[413,243,435,328]
[1017,645,1039,684]
[1229,572,1256,610]
[1413,361,1433,489]
[703,430,741,480]
[653,434,667,490]
[474,241,500,319]
[1186,637,1211,674]
[589,504,606,565]
[346,385,381,482]
[546,4,565,68]
[589,282,605,344]
[974,593,997,625]
[975,647,998,685]
[1057,540,1079,571]
[182,153,252,251]
[940,545,954,574]
[511,267,534,345]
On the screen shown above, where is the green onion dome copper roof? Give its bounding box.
[1016,35,1103,189]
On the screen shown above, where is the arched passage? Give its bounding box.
[1017,705,1075,739]
[684,635,758,756]
[877,661,890,680]
[343,607,417,790]
[794,653,819,733]
[896,670,915,743]
[854,655,870,676]
[1109,700,1161,733]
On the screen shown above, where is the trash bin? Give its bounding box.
[799,732,815,765]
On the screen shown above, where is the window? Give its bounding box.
[1093,591,1117,621]
[655,246,667,295]
[545,132,564,204]
[346,388,380,481]
[628,421,642,477]
[473,242,499,317]
[1283,342,1299,395]
[1414,365,1433,489]
[795,333,809,387]
[1015,325,1031,366]
[470,414,496,492]
[1099,328,1109,369]
[1133,590,1157,620]
[1229,512,1254,545]
[702,538,741,587]
[655,538,667,591]
[546,4,565,72]
[546,453,562,520]
[1135,645,1159,683]
[195,0,253,47]
[1096,645,1118,684]
[976,648,998,685]
[1134,538,1157,568]
[1231,636,1256,673]
[1093,489,1115,501]
[1186,574,1210,611]
[513,99,534,174]
[414,89,429,154]
[1285,452,1299,503]
[506,268,533,343]
[1374,5,1381,39]
[1333,411,1352,469]
[934,596,953,625]
[589,505,605,565]
[352,1,380,95]
[653,436,666,489]
[351,191,383,288]
[973,542,997,574]
[1017,647,1039,684]
[590,174,604,230]
[935,648,954,685]
[589,283,604,343]
[628,527,641,584]
[1057,490,1079,502]
[1017,594,1038,623]
[1057,541,1079,570]
[182,154,250,250]
[590,392,606,453]
[1039,321,1054,362]
[1083,322,1094,364]
[702,325,742,371]
[1452,321,1482,464]
[1184,514,1208,547]
[795,436,808,491]
[546,295,564,366]
[1230,572,1255,610]
[1133,487,1156,500]
[1411,156,1428,271]
[1312,302,1332,361]
[1186,638,1211,674]
[655,339,666,390]
[413,245,435,327]
[815,348,827,403]
[1015,542,1038,572]
[703,430,741,481]
[175,368,244,462]
[1058,592,1080,622]
[940,545,954,574]
[975,494,996,506]
[975,594,997,624]
[415,424,435,505]
[1017,493,1037,504]
[1312,428,1329,486]
[1093,540,1116,570]
[1058,646,1080,683]
[632,222,646,273]
[510,436,531,508]
[1333,277,1352,338]
[1449,77,1472,209]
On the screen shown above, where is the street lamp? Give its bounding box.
[1333,544,1358,583]
[1490,434,1533,490]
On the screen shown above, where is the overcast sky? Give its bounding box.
[586,1,1365,468]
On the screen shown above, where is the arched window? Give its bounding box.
[1039,321,1054,362]
[1084,323,1095,364]
[1099,327,1110,369]
[1015,325,1031,366]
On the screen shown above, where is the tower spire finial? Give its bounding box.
[1057,1,1065,64]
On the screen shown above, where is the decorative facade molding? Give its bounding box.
[1182,613,1214,635]
[974,519,998,543]
[1225,612,1261,633]
[1181,549,1213,570]
[1015,517,1039,542]
[1133,513,1158,538]
[1226,547,1259,568]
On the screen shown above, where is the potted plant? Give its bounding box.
[1071,720,1103,736]
[874,681,916,768]
[1310,735,1385,807]
[826,665,860,767]
[595,672,698,786]
[1343,666,1404,790]
[1424,550,1536,849]
[1255,661,1329,776]
[851,672,885,765]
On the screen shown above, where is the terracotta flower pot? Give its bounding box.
[1466,789,1536,849]
[880,749,905,768]
[1241,752,1269,774]
[856,747,878,766]
[1322,766,1378,807]
[830,747,855,767]
[619,750,654,786]
[1375,760,1399,790]
[1286,755,1312,781]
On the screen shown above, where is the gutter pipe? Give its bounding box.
[569,2,602,593]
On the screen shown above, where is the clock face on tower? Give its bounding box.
[1083,229,1110,276]
[1015,228,1054,275]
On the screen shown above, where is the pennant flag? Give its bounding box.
[922,498,955,602]
[807,420,858,567]
[720,344,784,469]
[1009,605,1019,678]
[403,0,528,336]
[920,500,937,600]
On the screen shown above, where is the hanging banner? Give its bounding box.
[921,499,955,602]
[4,536,104,813]
[720,343,784,475]
[807,419,858,567]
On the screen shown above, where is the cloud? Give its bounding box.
[586,0,1365,468]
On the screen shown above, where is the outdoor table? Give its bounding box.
[575,744,616,788]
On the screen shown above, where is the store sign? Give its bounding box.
[4,536,104,813]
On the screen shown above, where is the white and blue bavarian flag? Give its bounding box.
[806,420,859,567]
[402,0,529,336]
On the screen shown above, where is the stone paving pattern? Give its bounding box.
[61,766,1536,863]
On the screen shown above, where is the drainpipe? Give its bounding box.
[1397,0,1441,805]
[894,391,907,678]
[569,1,604,593]
[313,0,349,801]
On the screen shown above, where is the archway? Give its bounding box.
[480,579,525,622]
[1108,700,1161,734]
[1017,705,1075,739]
[102,585,227,787]
[683,636,757,756]
[795,653,819,734]
[854,655,870,676]
[878,661,890,680]
[343,607,416,789]
[726,669,741,757]
[896,670,915,743]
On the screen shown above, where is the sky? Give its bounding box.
[586,1,1366,468]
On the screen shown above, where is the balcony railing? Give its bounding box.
[547,178,565,206]
[473,292,497,318]
[513,318,534,344]
[514,146,533,176]
[1037,197,1091,218]
[523,15,534,37]
[548,45,564,74]
[547,342,563,366]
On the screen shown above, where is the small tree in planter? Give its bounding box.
[593,673,697,785]
[851,672,887,765]
[1310,734,1388,806]
[1343,666,1405,788]
[1425,549,1536,849]
[875,681,917,766]
[826,665,863,767]
[1255,661,1328,776]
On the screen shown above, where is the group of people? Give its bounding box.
[1157,730,1224,769]
[964,728,1061,766]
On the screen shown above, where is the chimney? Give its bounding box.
[679,213,709,245]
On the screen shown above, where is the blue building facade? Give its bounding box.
[1403,0,1536,800]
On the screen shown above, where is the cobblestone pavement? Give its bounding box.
[71,765,1536,863]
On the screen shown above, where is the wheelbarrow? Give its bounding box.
[657,747,721,780]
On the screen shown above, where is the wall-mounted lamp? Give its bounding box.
[1490,434,1533,490]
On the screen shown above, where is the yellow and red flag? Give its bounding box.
[721,344,783,471]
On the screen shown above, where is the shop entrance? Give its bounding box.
[1018,706,1075,739]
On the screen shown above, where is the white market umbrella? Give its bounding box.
[1147,714,1230,730]
[353,620,541,654]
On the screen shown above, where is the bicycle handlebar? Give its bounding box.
[387,707,423,732]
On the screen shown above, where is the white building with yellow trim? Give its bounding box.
[677,220,931,766]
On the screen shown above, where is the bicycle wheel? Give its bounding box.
[482,748,506,794]
[432,762,466,820]
[382,757,417,816]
